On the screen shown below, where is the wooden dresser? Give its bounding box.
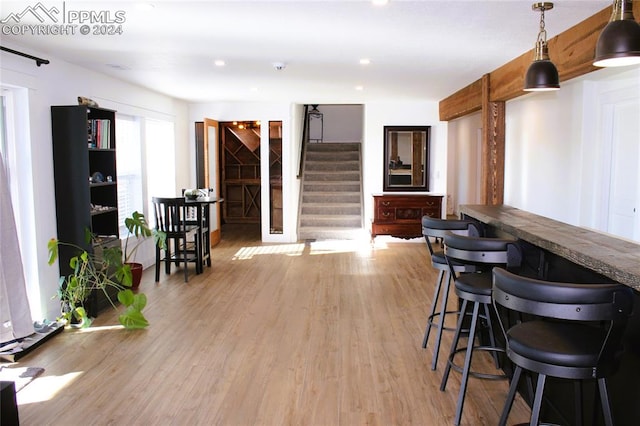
[372,194,443,239]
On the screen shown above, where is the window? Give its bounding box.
[116,114,143,236]
[145,118,175,219]
[116,115,175,233]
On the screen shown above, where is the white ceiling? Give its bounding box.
[1,0,611,104]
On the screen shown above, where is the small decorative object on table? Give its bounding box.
[184,189,207,200]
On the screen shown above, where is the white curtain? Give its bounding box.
[0,154,33,344]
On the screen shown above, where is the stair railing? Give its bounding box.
[297,104,310,179]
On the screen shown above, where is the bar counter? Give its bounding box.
[460,204,640,291]
[460,204,640,425]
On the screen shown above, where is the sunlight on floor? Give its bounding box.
[75,324,125,333]
[16,371,83,405]
[232,239,395,260]
[233,243,306,260]
[309,239,381,256]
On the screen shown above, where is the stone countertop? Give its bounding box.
[460,204,640,291]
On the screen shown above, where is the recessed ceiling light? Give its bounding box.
[359,58,371,65]
[355,85,364,91]
[214,60,226,67]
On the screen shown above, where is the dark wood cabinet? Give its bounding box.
[371,194,443,238]
[51,105,119,316]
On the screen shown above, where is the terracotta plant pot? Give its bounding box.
[127,262,144,290]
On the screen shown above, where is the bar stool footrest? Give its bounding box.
[446,345,508,381]
[427,309,463,333]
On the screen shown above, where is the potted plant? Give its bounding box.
[47,211,165,329]
[48,233,149,329]
[122,211,166,289]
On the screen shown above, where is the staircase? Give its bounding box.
[298,143,366,241]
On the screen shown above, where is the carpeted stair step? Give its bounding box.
[304,171,361,182]
[302,192,361,204]
[301,203,361,216]
[306,150,360,161]
[300,214,362,228]
[303,182,361,192]
[306,143,360,152]
[305,160,359,172]
[298,142,364,241]
[298,227,369,241]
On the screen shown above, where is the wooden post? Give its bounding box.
[480,74,505,205]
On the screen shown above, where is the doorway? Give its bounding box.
[602,99,640,241]
[220,121,262,224]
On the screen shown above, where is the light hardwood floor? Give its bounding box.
[14,224,530,425]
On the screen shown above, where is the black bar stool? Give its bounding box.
[439,232,522,426]
[421,217,481,370]
[492,268,634,426]
[151,196,201,282]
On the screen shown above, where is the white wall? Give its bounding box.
[316,104,363,143]
[447,111,482,216]
[1,43,188,321]
[363,101,447,228]
[505,66,640,229]
[505,81,586,224]
[447,66,640,233]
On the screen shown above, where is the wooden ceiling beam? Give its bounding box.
[438,78,483,121]
[439,2,640,121]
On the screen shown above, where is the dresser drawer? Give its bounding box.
[372,194,443,239]
[421,207,440,218]
[376,207,396,222]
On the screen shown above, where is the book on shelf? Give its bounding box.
[87,119,111,149]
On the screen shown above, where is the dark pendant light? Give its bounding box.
[594,0,640,67]
[524,2,560,92]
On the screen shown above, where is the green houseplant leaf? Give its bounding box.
[122,210,166,263]
[47,211,164,330]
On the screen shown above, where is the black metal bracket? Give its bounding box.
[1,46,50,66]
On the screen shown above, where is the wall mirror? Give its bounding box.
[383,125,430,191]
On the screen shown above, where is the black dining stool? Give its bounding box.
[421,217,481,370]
[182,188,213,273]
[151,196,201,282]
[439,232,522,426]
[492,268,634,426]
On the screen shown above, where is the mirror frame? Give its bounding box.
[383,125,430,192]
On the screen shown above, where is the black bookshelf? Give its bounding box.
[51,105,119,317]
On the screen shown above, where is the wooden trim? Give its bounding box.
[439,78,483,121]
[480,74,505,205]
[439,2,640,120]
[203,118,222,247]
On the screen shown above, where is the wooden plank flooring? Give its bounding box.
[13,224,530,425]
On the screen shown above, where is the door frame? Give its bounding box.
[203,118,221,246]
